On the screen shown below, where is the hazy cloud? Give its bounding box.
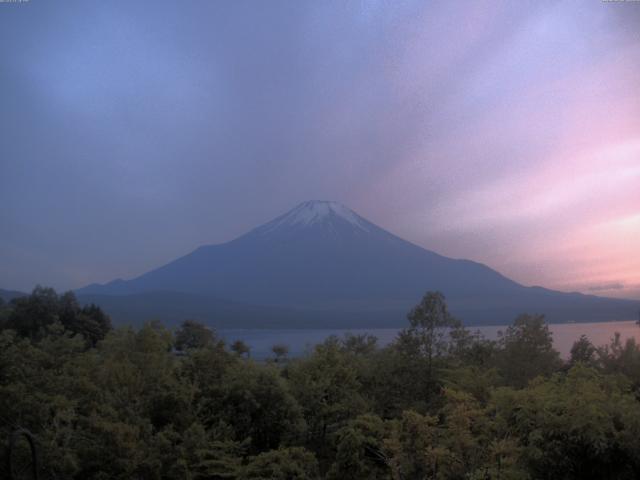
[587,283,626,293]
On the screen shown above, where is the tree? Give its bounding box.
[240,447,319,480]
[496,313,562,387]
[272,344,289,363]
[6,286,60,340]
[153,423,244,480]
[0,296,10,330]
[7,289,640,479]
[215,362,305,452]
[570,334,597,367]
[327,414,390,480]
[370,311,459,415]
[398,291,459,376]
[175,320,216,351]
[596,333,640,387]
[287,337,368,451]
[448,324,497,368]
[231,339,250,358]
[4,288,111,347]
[59,291,112,347]
[491,365,640,479]
[384,410,445,479]
[341,333,378,356]
[436,388,492,477]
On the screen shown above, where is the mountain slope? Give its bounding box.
[0,288,28,303]
[77,201,638,326]
[76,291,328,329]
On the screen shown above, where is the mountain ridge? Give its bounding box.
[76,201,637,327]
[0,288,28,303]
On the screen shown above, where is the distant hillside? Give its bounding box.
[76,291,323,329]
[0,288,27,303]
[77,201,638,328]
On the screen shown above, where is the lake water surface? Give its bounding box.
[220,320,640,360]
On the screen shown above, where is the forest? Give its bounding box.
[2,287,640,479]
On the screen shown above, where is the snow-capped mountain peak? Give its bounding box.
[256,200,371,234]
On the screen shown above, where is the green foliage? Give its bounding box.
[3,286,111,346]
[287,336,369,453]
[175,319,218,351]
[231,339,251,357]
[402,291,459,370]
[215,362,306,452]
[271,343,289,362]
[597,333,640,385]
[570,334,597,367]
[3,287,640,479]
[341,333,378,356]
[491,365,640,479]
[0,296,9,329]
[384,410,443,479]
[448,324,498,367]
[327,414,390,480]
[369,292,462,416]
[5,285,61,339]
[496,313,562,387]
[240,447,320,480]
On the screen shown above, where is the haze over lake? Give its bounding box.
[221,320,640,360]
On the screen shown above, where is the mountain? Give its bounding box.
[77,200,638,327]
[76,291,327,329]
[0,288,27,303]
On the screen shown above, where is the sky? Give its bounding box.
[1,0,639,299]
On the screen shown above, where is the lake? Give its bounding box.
[220,320,640,360]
